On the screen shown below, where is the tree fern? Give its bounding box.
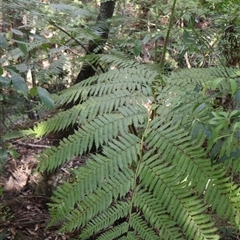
[19,51,240,239]
[3,1,240,239]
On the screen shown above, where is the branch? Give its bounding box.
[159,0,177,70]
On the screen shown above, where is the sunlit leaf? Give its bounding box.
[29,86,38,97]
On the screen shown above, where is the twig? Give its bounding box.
[49,20,105,74]
[184,52,191,68]
[159,0,177,70]
[49,20,89,53]
[15,141,51,148]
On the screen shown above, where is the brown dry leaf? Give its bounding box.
[4,167,30,192]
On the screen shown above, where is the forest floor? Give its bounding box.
[1,136,240,240]
[1,123,240,240]
[0,136,86,240]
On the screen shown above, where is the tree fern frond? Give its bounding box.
[97,222,129,240]
[48,45,69,55]
[134,188,185,240]
[147,117,211,191]
[99,52,138,68]
[122,232,142,240]
[33,106,81,137]
[37,103,147,172]
[204,177,240,224]
[157,67,238,116]
[27,39,50,52]
[33,90,148,137]
[129,213,160,240]
[54,66,155,107]
[138,151,219,240]
[59,169,134,232]
[37,55,67,79]
[25,47,239,240]
[168,67,237,85]
[48,134,140,226]
[146,115,240,228]
[79,201,130,239]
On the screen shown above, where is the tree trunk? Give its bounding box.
[58,1,116,143]
[75,0,116,84]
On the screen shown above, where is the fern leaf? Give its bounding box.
[138,150,219,240]
[37,104,147,172]
[54,66,155,107]
[129,213,160,240]
[97,222,129,240]
[79,201,130,239]
[119,232,141,240]
[134,188,185,240]
[48,134,140,227]
[59,169,134,232]
[147,115,240,228]
[33,89,147,137]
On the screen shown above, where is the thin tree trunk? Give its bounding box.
[59,1,116,143]
[75,0,116,84]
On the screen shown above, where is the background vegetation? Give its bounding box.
[0,0,240,239]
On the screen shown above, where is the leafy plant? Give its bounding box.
[0,31,54,164]
[2,0,240,239]
[26,54,240,239]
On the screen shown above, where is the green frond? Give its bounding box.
[33,106,81,137]
[58,169,134,232]
[7,1,240,237]
[97,222,129,240]
[138,151,219,240]
[204,177,240,223]
[54,65,155,107]
[99,52,138,68]
[37,105,146,172]
[156,67,237,111]
[167,67,237,86]
[48,134,140,226]
[26,39,50,51]
[156,67,239,119]
[129,213,160,240]
[79,201,130,239]
[134,188,185,240]
[146,115,240,226]
[33,90,148,137]
[27,58,239,239]
[147,117,211,190]
[120,232,141,240]
[38,55,67,77]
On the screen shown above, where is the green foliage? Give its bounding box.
[29,52,240,239]
[2,0,240,239]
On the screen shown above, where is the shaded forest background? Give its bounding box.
[0,0,240,239]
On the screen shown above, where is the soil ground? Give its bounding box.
[0,136,85,240]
